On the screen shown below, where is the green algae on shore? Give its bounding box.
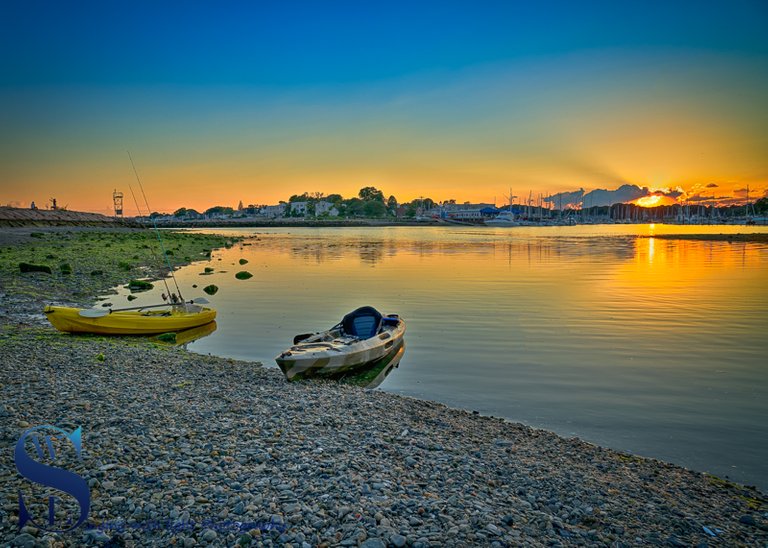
[0,229,237,311]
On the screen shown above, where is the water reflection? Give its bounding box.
[340,341,406,389]
[273,234,643,266]
[143,226,767,488]
[152,321,217,346]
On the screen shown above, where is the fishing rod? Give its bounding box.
[127,152,184,302]
[127,183,173,299]
[78,298,210,318]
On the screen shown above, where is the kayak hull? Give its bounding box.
[276,316,406,381]
[44,305,217,335]
[338,339,405,388]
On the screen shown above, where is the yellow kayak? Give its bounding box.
[44,305,217,335]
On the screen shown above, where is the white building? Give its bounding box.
[261,204,287,218]
[315,201,339,217]
[290,202,308,216]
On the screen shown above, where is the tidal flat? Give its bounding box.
[0,228,235,322]
[0,227,766,547]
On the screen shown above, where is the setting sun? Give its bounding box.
[634,194,673,208]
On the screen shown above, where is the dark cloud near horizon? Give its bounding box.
[687,193,716,203]
[545,188,584,208]
[546,184,650,207]
[542,182,762,208]
[583,185,649,207]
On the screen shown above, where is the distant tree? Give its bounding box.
[386,195,398,212]
[173,207,188,218]
[358,186,385,202]
[755,197,768,214]
[326,193,343,204]
[402,197,434,217]
[363,200,388,217]
[289,193,310,202]
[204,206,234,217]
[237,200,244,211]
[344,197,365,217]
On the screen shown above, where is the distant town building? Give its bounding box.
[261,204,287,218]
[290,202,308,216]
[315,200,339,217]
[428,202,496,220]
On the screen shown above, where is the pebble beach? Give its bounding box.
[1,227,766,547]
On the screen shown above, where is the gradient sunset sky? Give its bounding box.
[1,0,767,214]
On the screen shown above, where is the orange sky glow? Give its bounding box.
[1,52,766,215]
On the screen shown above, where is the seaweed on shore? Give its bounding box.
[126,279,154,291]
[0,228,239,313]
[19,262,51,274]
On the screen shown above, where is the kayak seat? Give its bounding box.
[341,306,383,339]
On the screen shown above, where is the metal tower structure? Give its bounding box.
[113,189,124,217]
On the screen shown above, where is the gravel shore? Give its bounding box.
[1,227,766,547]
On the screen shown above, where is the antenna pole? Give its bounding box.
[127,152,184,302]
[127,184,173,298]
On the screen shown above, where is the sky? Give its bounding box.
[1,0,767,214]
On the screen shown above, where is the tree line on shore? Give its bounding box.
[151,188,768,220]
[156,186,439,219]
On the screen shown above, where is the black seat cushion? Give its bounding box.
[341,306,383,338]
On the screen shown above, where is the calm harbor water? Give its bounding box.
[124,225,768,489]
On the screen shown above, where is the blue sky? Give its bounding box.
[3,0,767,85]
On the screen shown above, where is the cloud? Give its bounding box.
[543,182,764,208]
[545,188,584,209]
[687,193,716,203]
[546,184,652,207]
[583,184,650,207]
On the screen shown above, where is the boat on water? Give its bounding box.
[44,303,216,335]
[485,211,519,227]
[276,306,406,381]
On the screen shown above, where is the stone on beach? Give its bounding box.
[0,324,765,547]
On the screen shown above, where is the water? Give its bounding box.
[122,225,768,489]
